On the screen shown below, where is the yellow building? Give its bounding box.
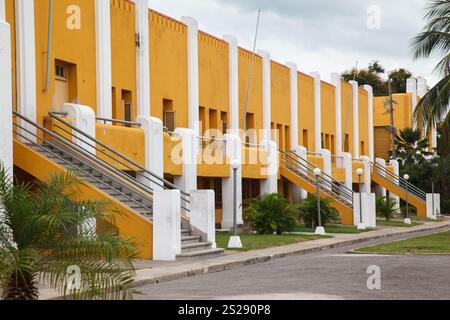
[0,0,434,261]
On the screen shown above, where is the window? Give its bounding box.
[199,106,206,135]
[163,99,175,132]
[55,64,67,79]
[221,112,228,134]
[344,134,350,152]
[303,130,308,148]
[209,109,218,130]
[360,141,365,156]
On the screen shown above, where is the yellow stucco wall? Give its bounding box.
[358,87,369,157]
[298,72,315,151]
[341,82,354,155]
[321,81,336,154]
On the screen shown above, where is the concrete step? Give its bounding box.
[181,241,212,253]
[176,248,225,259]
[181,235,201,244]
[181,229,191,236]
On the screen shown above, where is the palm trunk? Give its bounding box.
[1,272,39,300]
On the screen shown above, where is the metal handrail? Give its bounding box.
[280,150,353,205]
[370,162,426,201]
[48,112,191,200]
[96,117,141,128]
[285,150,354,198]
[12,118,154,216]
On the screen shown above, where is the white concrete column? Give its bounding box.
[426,193,441,218]
[222,134,243,228]
[136,116,164,191]
[153,190,181,261]
[293,146,308,201]
[331,73,342,154]
[389,159,400,213]
[375,158,387,198]
[353,193,376,228]
[224,35,239,135]
[0,0,5,20]
[15,0,37,141]
[173,128,197,196]
[260,140,278,195]
[363,85,374,163]
[349,80,359,158]
[135,0,150,117]
[360,156,371,193]
[337,152,352,194]
[417,77,427,98]
[182,17,200,136]
[287,62,298,149]
[0,17,13,173]
[190,190,216,248]
[320,148,332,191]
[310,72,322,152]
[258,50,271,143]
[406,78,417,128]
[95,0,112,119]
[63,104,96,155]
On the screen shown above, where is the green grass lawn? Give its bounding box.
[376,219,421,227]
[216,232,329,251]
[356,231,450,254]
[292,224,373,234]
[411,216,445,223]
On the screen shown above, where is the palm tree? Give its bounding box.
[392,128,431,164]
[375,196,398,221]
[412,0,450,155]
[0,164,138,300]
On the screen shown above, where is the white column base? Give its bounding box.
[63,103,96,154]
[357,223,366,230]
[315,226,326,235]
[404,218,412,225]
[228,235,243,249]
[173,128,198,199]
[190,190,216,248]
[426,193,441,218]
[353,193,376,228]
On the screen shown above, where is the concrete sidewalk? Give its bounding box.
[40,218,450,299]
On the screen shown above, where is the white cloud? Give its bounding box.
[148,0,441,86]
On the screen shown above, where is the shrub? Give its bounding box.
[376,196,397,221]
[244,193,297,235]
[296,195,340,228]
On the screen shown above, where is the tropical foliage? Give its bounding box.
[391,128,432,164]
[375,196,398,221]
[0,165,138,300]
[244,193,297,235]
[412,0,450,155]
[296,195,340,229]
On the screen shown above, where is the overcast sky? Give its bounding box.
[148,0,441,86]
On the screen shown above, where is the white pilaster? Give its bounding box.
[406,78,417,128]
[182,17,200,136]
[136,116,164,191]
[293,146,308,200]
[0,18,13,173]
[360,156,371,193]
[331,73,342,154]
[310,72,322,152]
[287,62,298,149]
[153,190,181,261]
[135,0,150,117]
[222,134,243,228]
[389,159,400,213]
[224,35,239,135]
[0,0,5,20]
[15,0,37,141]
[417,77,427,98]
[349,81,359,158]
[260,140,278,195]
[338,152,352,195]
[190,190,216,248]
[426,193,441,218]
[320,148,332,191]
[363,85,374,163]
[63,104,96,155]
[258,50,271,143]
[174,128,198,197]
[353,193,376,228]
[95,0,112,119]
[375,158,387,198]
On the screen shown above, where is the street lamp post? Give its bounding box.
[356,168,366,230]
[404,174,411,225]
[228,160,243,248]
[313,168,325,235]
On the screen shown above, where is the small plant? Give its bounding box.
[376,196,398,221]
[296,195,339,228]
[244,193,297,235]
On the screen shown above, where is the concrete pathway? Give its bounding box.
[39,218,450,299]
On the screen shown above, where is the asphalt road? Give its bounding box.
[136,229,450,300]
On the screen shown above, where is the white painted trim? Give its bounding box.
[406,78,417,128]
[224,35,239,135]
[310,72,322,152]
[349,81,359,158]
[15,0,37,141]
[0,21,13,173]
[286,62,298,149]
[95,0,112,119]
[182,17,200,136]
[363,85,374,162]
[258,50,271,143]
[331,73,342,154]
[0,0,5,21]
[135,0,150,117]
[136,116,164,191]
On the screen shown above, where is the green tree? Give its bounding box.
[244,193,297,235]
[342,61,388,96]
[412,0,450,155]
[0,166,138,300]
[392,128,432,164]
[388,68,413,93]
[375,196,398,221]
[296,195,340,229]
